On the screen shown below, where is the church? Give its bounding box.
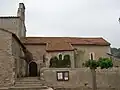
[0,3,111,90]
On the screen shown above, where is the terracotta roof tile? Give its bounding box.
[46,42,74,52]
[21,37,110,51]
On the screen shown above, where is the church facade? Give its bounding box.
[0,3,111,88]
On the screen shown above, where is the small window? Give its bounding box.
[58,53,63,60]
[89,52,95,60]
[43,54,45,63]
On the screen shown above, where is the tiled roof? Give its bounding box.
[46,41,74,52]
[21,37,110,51]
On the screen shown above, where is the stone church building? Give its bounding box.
[0,3,111,89]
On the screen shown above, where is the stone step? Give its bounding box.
[17,77,39,81]
[10,77,50,90]
[15,83,43,86]
[15,81,43,84]
[9,86,49,90]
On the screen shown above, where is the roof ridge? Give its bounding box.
[0,16,20,18]
[25,37,103,38]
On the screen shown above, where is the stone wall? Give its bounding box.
[0,17,20,37]
[25,44,46,73]
[0,17,26,38]
[41,68,120,90]
[0,29,15,87]
[12,35,27,78]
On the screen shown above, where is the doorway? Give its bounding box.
[29,62,37,77]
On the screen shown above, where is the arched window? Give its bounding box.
[89,52,95,60]
[43,54,45,63]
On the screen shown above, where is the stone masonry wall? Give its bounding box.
[25,44,46,74]
[12,35,27,78]
[0,17,26,38]
[41,68,120,90]
[0,29,15,87]
[0,18,20,37]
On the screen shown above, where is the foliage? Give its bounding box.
[98,57,113,69]
[49,54,71,68]
[62,54,71,68]
[49,56,58,68]
[84,57,113,90]
[84,57,113,69]
[84,60,98,69]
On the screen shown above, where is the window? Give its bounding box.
[43,54,45,63]
[56,71,69,81]
[89,52,95,60]
[58,53,63,60]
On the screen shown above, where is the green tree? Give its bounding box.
[98,57,113,69]
[84,57,113,90]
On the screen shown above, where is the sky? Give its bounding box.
[0,0,120,48]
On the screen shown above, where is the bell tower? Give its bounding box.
[17,3,25,22]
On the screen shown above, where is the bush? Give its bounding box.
[49,56,58,68]
[49,54,71,68]
[98,57,113,69]
[84,57,113,69]
[84,60,98,69]
[63,54,71,68]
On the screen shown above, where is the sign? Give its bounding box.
[56,71,69,81]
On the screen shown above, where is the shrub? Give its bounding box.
[84,57,113,69]
[49,56,58,68]
[98,57,113,69]
[84,60,98,69]
[63,54,71,68]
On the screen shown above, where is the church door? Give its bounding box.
[29,62,37,77]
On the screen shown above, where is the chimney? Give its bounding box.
[17,3,25,22]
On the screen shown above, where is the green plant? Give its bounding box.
[84,57,113,90]
[63,54,71,68]
[98,57,113,69]
[84,60,98,69]
[49,56,58,68]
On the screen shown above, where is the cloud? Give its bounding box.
[0,0,120,47]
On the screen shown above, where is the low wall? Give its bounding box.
[41,68,120,90]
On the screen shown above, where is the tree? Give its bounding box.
[98,57,113,69]
[84,57,113,90]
